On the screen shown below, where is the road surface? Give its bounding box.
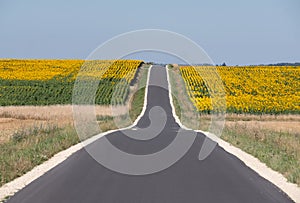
[7,66,292,203]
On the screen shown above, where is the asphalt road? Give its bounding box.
[7,66,293,203]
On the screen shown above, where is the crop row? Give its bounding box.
[0,59,143,105]
[180,66,300,114]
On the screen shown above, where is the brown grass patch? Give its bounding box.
[0,105,129,144]
[196,114,300,134]
[226,120,300,134]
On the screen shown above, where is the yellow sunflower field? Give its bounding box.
[180,66,300,114]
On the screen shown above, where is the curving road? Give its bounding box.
[7,66,293,203]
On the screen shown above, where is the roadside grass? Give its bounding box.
[222,125,300,185]
[0,125,79,186]
[0,65,150,188]
[167,65,300,187]
[168,65,200,129]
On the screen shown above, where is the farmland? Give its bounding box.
[0,61,150,187]
[0,59,143,106]
[180,66,300,114]
[168,65,300,185]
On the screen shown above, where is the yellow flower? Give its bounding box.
[180,65,300,114]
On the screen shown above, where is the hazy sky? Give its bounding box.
[0,0,299,65]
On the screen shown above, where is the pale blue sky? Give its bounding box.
[0,0,299,65]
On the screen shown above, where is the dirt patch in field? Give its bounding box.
[0,105,128,144]
[0,119,47,143]
[225,120,300,134]
[197,114,300,134]
[0,105,127,120]
[199,114,300,122]
[198,114,300,132]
